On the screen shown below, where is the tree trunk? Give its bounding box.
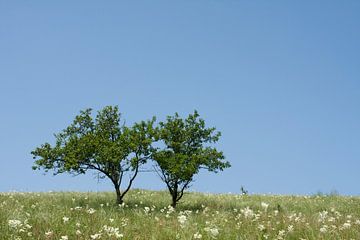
[115,185,123,204]
[171,183,178,208]
[171,192,177,208]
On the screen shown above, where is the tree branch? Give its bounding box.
[176,180,191,201]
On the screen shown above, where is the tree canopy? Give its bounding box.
[152,111,230,207]
[31,106,156,204]
[32,106,230,207]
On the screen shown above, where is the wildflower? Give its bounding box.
[258,224,265,231]
[178,215,187,225]
[193,232,202,239]
[76,222,81,227]
[76,230,82,235]
[87,208,96,214]
[261,202,269,211]
[209,228,219,238]
[165,205,175,217]
[205,227,219,238]
[102,225,123,238]
[240,207,254,218]
[278,230,285,236]
[318,211,328,222]
[144,206,150,213]
[115,232,124,238]
[120,218,128,227]
[45,231,53,237]
[8,219,22,228]
[24,223,32,229]
[60,236,68,240]
[320,225,328,233]
[341,222,351,229]
[62,216,69,223]
[90,233,101,239]
[287,225,294,232]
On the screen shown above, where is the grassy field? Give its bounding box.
[1,190,360,239]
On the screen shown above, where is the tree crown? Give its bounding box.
[153,110,230,183]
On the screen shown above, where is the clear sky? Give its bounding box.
[1,1,359,195]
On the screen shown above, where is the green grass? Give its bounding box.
[1,190,360,239]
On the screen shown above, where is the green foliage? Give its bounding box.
[31,106,156,203]
[31,107,230,206]
[153,111,230,207]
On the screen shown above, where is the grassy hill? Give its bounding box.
[1,190,360,239]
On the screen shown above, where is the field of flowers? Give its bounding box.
[1,190,360,239]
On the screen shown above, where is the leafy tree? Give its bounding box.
[31,106,156,204]
[152,111,230,207]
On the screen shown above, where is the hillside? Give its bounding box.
[1,190,360,239]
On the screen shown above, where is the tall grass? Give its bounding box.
[1,190,359,239]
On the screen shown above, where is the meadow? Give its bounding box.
[1,190,360,240]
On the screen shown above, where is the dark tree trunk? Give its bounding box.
[171,192,177,208]
[171,181,178,208]
[115,185,123,204]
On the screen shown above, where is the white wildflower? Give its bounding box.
[241,207,254,218]
[102,225,123,238]
[258,224,266,231]
[318,211,328,222]
[178,215,187,225]
[45,231,53,237]
[8,219,22,228]
[193,232,202,239]
[62,216,69,223]
[320,225,328,233]
[341,222,351,229]
[261,202,269,211]
[144,206,150,214]
[87,208,96,214]
[205,227,219,238]
[90,233,101,239]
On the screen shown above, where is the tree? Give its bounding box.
[31,106,156,204]
[152,111,230,207]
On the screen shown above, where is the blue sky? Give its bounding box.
[0,1,359,195]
